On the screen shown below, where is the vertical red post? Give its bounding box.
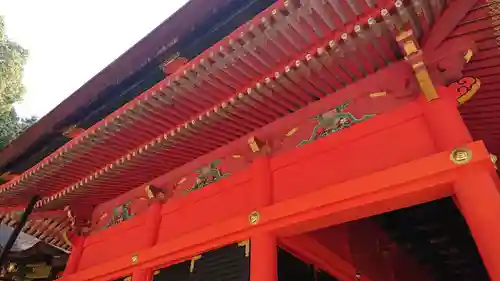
[132,270,151,281]
[63,235,85,276]
[250,156,277,281]
[420,87,472,151]
[422,87,500,279]
[454,171,500,280]
[250,234,278,281]
[133,202,162,281]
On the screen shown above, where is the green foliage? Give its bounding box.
[0,15,37,149]
[0,109,37,148]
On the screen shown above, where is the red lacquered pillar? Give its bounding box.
[132,270,152,281]
[421,87,500,279]
[420,87,472,151]
[454,171,500,280]
[250,234,278,281]
[250,156,278,281]
[63,235,85,276]
[133,202,162,281]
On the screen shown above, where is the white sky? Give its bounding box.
[1,0,189,118]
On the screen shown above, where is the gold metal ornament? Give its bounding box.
[190,255,202,273]
[238,240,250,257]
[286,127,299,137]
[491,153,498,170]
[131,254,139,265]
[248,211,260,225]
[7,263,17,273]
[450,148,472,165]
[464,49,474,63]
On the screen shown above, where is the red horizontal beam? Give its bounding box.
[60,141,491,281]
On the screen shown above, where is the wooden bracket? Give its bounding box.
[248,136,267,153]
[145,184,166,202]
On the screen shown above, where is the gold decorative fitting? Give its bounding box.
[403,41,418,56]
[396,30,438,102]
[454,77,481,106]
[286,127,299,137]
[396,30,412,42]
[490,154,498,170]
[62,230,73,248]
[131,253,139,264]
[248,211,260,225]
[190,255,202,273]
[248,136,266,153]
[450,148,472,165]
[415,70,439,101]
[124,277,132,281]
[238,240,250,257]
[154,270,161,275]
[7,263,17,273]
[369,92,387,98]
[464,49,474,63]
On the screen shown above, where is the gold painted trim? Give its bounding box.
[450,148,472,165]
[403,41,418,56]
[145,184,155,199]
[396,30,412,41]
[457,78,481,105]
[62,230,73,248]
[286,127,299,137]
[238,240,250,257]
[369,92,387,98]
[415,69,439,101]
[190,255,202,273]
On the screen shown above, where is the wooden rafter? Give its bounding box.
[423,0,480,51]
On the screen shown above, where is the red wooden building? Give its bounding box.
[1,0,500,280]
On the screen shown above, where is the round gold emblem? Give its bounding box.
[450,148,472,165]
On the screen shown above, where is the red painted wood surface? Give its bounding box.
[59,139,492,281]
[78,212,150,271]
[454,0,500,157]
[0,0,452,213]
[58,93,495,279]
[79,100,433,270]
[4,2,500,280]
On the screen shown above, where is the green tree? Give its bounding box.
[0,15,37,149]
